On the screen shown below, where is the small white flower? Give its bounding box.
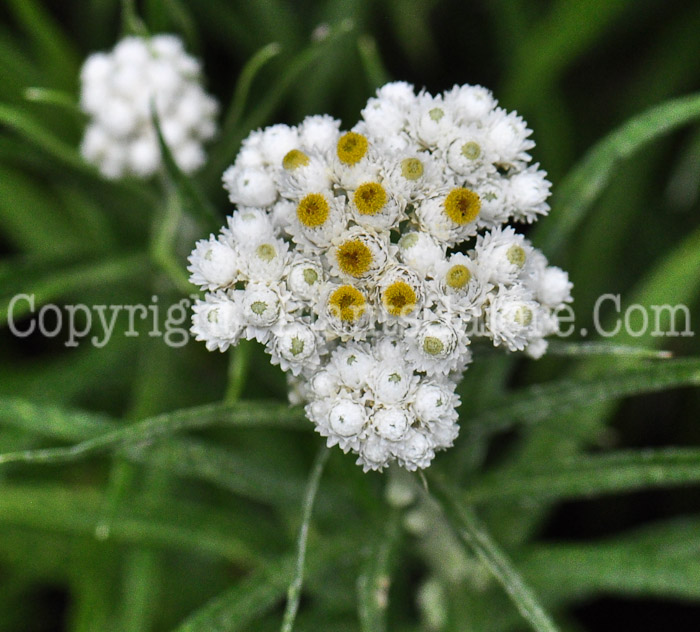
[397,231,445,277]
[222,166,278,208]
[79,34,217,178]
[268,321,321,376]
[373,406,411,442]
[191,292,243,352]
[188,236,239,290]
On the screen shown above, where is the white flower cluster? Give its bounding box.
[188,81,572,471]
[79,35,218,179]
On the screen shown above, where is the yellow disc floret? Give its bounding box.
[329,285,366,322]
[354,182,387,216]
[400,158,424,181]
[444,187,481,225]
[446,264,471,289]
[337,131,368,165]
[382,281,417,317]
[513,305,533,326]
[282,149,310,170]
[336,239,373,277]
[423,336,445,356]
[506,244,526,268]
[297,193,330,228]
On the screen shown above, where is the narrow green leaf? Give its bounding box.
[428,475,560,632]
[0,483,259,563]
[24,87,84,118]
[151,109,219,230]
[357,35,391,91]
[204,20,355,185]
[0,400,308,467]
[546,341,672,359]
[468,357,700,434]
[219,42,282,145]
[225,339,253,404]
[174,540,351,632]
[0,165,86,255]
[0,104,92,173]
[357,510,401,632]
[4,0,80,87]
[0,252,147,326]
[503,0,629,106]
[175,555,296,632]
[523,519,700,601]
[465,448,700,504]
[535,93,700,255]
[281,446,330,632]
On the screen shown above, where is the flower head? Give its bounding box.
[189,81,571,471]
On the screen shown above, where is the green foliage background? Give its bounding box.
[1,0,700,630]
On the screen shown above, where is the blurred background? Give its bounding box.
[1,0,700,630]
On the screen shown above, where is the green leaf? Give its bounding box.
[523,518,700,601]
[0,252,147,326]
[0,164,85,255]
[357,35,391,91]
[281,446,330,632]
[535,92,700,255]
[151,109,220,231]
[0,400,308,467]
[174,555,297,632]
[204,20,355,186]
[465,448,700,504]
[0,483,261,564]
[428,475,560,632]
[357,510,401,632]
[468,357,700,434]
[218,42,283,149]
[546,341,672,359]
[0,104,92,173]
[4,0,80,88]
[503,0,630,107]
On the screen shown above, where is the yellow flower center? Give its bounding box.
[297,193,329,228]
[514,306,533,326]
[354,182,387,215]
[444,187,481,225]
[282,149,310,170]
[256,243,276,262]
[337,132,368,165]
[461,141,481,160]
[446,264,471,289]
[302,268,318,285]
[336,239,373,277]
[429,107,444,121]
[400,157,424,181]
[329,285,366,322]
[289,336,305,356]
[506,244,526,268]
[382,280,417,317]
[423,336,445,355]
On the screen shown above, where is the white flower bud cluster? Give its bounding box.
[79,35,218,179]
[188,82,573,472]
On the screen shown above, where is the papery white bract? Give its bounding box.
[188,81,573,471]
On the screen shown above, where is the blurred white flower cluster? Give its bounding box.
[188,81,572,471]
[79,35,218,179]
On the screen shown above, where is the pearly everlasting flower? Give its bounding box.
[79,34,218,179]
[189,81,572,471]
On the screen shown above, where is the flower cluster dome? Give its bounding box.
[79,35,218,179]
[188,81,572,471]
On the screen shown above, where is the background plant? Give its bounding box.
[1,0,700,631]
